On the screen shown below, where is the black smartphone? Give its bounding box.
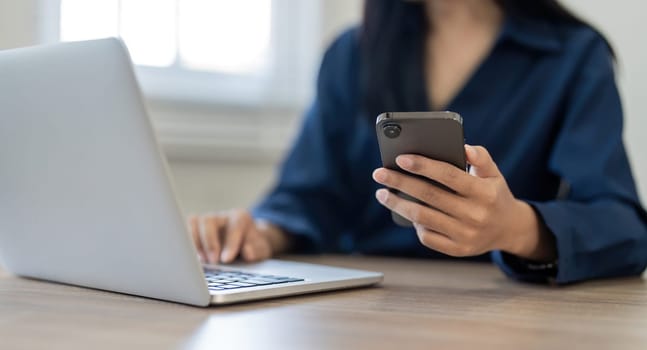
[375,111,467,227]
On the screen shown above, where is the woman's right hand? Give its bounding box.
[188,209,291,264]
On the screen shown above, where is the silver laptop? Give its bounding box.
[0,38,382,307]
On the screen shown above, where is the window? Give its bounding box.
[36,0,362,161]
[41,0,321,108]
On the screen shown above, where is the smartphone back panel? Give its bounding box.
[376,111,466,227]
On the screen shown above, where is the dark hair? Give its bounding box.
[360,0,612,119]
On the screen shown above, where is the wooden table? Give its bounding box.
[1,255,646,350]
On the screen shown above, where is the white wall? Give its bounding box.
[1,0,645,214]
[562,0,647,201]
[0,1,37,48]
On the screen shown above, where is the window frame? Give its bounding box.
[37,0,321,109]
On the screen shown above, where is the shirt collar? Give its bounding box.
[498,16,563,52]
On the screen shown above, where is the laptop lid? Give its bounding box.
[0,39,211,306]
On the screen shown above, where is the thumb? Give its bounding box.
[465,145,500,178]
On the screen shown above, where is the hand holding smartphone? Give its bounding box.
[375,111,467,227]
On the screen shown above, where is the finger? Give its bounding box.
[376,188,462,237]
[373,167,469,218]
[413,223,459,253]
[241,233,272,262]
[188,215,205,262]
[395,154,476,196]
[413,224,472,257]
[220,210,251,263]
[465,145,500,178]
[199,215,223,264]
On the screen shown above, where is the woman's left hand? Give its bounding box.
[372,145,555,261]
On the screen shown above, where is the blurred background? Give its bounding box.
[0,0,645,215]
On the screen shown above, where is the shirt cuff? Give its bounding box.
[491,250,558,284]
[492,200,577,284]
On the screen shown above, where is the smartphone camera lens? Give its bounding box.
[383,124,401,139]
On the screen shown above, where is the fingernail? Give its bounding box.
[376,189,388,203]
[465,145,477,159]
[372,169,387,182]
[208,252,218,264]
[220,248,231,263]
[396,155,413,169]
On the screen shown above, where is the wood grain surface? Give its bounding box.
[1,255,646,350]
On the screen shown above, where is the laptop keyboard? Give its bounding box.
[204,268,304,291]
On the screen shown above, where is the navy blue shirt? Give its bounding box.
[252,17,647,284]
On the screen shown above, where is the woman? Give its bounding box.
[189,0,647,284]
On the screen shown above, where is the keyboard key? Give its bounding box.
[204,268,302,291]
[244,279,275,285]
[229,282,255,287]
[220,285,242,289]
[212,279,232,283]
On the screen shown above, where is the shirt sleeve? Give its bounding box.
[492,36,647,284]
[251,30,359,253]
